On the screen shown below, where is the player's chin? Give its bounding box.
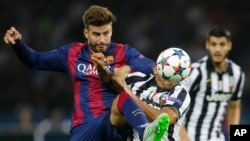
[96,46,108,53]
[212,56,224,63]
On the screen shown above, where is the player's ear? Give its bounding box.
[153,65,158,75]
[205,40,209,50]
[83,28,88,39]
[228,41,232,51]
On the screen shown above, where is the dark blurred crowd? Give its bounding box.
[0,0,249,135]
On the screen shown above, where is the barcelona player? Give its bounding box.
[4,5,170,141]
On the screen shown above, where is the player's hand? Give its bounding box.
[3,27,22,45]
[92,52,105,68]
[115,77,132,95]
[113,65,131,80]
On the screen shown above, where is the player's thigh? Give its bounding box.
[70,111,128,141]
[70,123,101,140]
[70,113,108,140]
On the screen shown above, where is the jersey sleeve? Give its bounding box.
[231,69,245,101]
[13,40,71,72]
[124,44,155,74]
[164,85,191,119]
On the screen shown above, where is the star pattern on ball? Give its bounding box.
[173,49,184,59]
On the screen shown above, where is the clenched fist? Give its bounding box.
[3,26,22,45]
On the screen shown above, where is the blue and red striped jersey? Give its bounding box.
[13,40,155,128]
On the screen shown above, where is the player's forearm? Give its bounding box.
[227,101,241,131]
[97,66,113,84]
[227,106,241,125]
[12,40,39,68]
[179,125,191,141]
[134,97,178,124]
[227,111,240,125]
[96,66,123,91]
[113,65,131,80]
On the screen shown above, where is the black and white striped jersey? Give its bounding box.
[126,72,191,141]
[180,56,245,141]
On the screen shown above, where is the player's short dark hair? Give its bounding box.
[82,5,117,29]
[207,26,232,41]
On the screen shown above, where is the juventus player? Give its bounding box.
[94,50,191,141]
[180,26,245,141]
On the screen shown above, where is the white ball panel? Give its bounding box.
[163,65,175,77]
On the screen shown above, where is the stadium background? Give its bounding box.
[0,0,249,140]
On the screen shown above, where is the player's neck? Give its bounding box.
[213,59,228,73]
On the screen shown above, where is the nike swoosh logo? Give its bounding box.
[145,127,153,138]
[206,78,211,83]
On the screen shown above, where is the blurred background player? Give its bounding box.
[33,106,71,141]
[180,26,245,141]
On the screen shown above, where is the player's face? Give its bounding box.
[206,36,232,64]
[84,23,112,53]
[156,75,177,90]
[153,66,177,90]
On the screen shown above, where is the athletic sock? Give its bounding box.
[117,92,147,138]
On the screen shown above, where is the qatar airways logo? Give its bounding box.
[206,92,231,102]
[77,63,111,75]
[77,63,97,75]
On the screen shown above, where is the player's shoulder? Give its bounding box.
[53,42,85,52]
[70,42,86,48]
[191,56,208,68]
[175,83,189,92]
[228,59,245,74]
[58,42,87,51]
[111,42,136,50]
[63,42,88,56]
[167,83,190,100]
[228,59,242,69]
[111,42,127,47]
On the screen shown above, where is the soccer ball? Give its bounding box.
[156,47,191,83]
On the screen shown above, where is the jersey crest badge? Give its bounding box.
[104,55,114,65]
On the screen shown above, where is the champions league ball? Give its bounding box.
[156,47,191,83]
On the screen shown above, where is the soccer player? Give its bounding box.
[180,26,245,141]
[92,49,191,141]
[3,5,169,141]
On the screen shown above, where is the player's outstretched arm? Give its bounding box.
[3,27,22,45]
